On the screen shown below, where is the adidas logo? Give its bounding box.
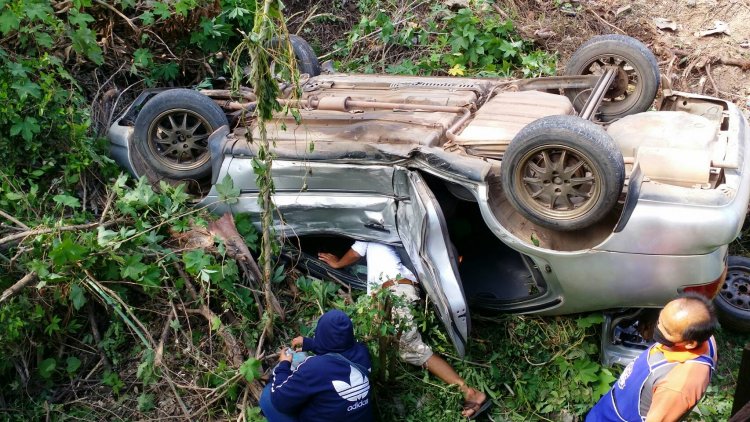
[332,366,370,402]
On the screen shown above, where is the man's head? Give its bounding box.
[309,309,355,354]
[653,292,719,350]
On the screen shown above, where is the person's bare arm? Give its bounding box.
[645,364,709,422]
[318,248,362,269]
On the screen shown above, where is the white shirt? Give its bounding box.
[351,241,417,294]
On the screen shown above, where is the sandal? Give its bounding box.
[462,397,492,420]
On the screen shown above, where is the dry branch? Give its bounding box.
[175,263,245,367]
[0,210,28,230]
[87,304,112,370]
[0,219,126,248]
[0,272,37,304]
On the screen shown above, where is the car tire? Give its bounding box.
[564,34,660,122]
[715,255,750,333]
[501,115,625,231]
[132,89,228,181]
[268,34,321,78]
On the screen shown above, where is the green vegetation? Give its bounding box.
[328,1,556,76]
[0,0,745,420]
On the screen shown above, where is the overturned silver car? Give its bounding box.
[108,35,750,364]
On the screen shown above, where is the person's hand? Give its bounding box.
[279,347,293,363]
[291,336,304,351]
[318,252,340,268]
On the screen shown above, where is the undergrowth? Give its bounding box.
[327,0,556,77]
[0,0,746,421]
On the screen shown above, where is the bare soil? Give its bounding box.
[509,0,750,110]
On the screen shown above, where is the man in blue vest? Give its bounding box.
[587,292,719,421]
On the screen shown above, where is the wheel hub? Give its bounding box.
[721,270,750,311]
[607,67,630,98]
[517,146,599,217]
[148,109,211,170]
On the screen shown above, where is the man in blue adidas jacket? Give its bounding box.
[259,309,373,422]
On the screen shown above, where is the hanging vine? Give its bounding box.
[229,0,300,340]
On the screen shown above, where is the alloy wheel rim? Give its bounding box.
[147,109,212,171]
[514,144,602,220]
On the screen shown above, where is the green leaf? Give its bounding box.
[68,9,95,28]
[152,2,171,19]
[0,9,20,35]
[183,250,212,275]
[6,61,27,77]
[121,254,148,280]
[10,116,40,141]
[216,174,240,204]
[97,226,118,246]
[137,393,155,412]
[39,358,56,378]
[70,284,87,310]
[576,313,604,329]
[272,265,285,284]
[53,194,81,208]
[34,31,54,48]
[139,265,163,288]
[66,356,82,374]
[239,358,262,381]
[50,235,88,266]
[70,27,104,65]
[133,48,153,68]
[140,10,154,25]
[5,192,24,201]
[152,62,179,81]
[11,80,41,100]
[210,316,221,331]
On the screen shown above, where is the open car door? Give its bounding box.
[394,169,470,356]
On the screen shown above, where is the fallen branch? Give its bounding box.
[84,271,191,419]
[154,306,176,367]
[208,213,284,320]
[93,0,139,35]
[0,272,37,304]
[87,304,112,370]
[718,57,750,71]
[0,210,28,230]
[175,263,245,367]
[582,4,626,35]
[0,219,126,248]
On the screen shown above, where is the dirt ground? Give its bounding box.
[517,0,750,110]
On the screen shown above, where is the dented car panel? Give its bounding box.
[108,66,750,362]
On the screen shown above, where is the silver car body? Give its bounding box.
[108,74,750,361]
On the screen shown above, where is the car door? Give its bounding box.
[394,168,470,356]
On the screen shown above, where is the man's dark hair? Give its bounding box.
[678,292,719,344]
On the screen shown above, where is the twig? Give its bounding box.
[0,219,126,247]
[175,264,245,367]
[706,62,719,96]
[0,272,37,304]
[238,386,250,422]
[87,304,112,370]
[84,272,191,419]
[582,4,626,35]
[190,373,244,419]
[98,189,116,225]
[93,0,139,34]
[155,306,175,367]
[0,209,28,230]
[144,29,178,60]
[718,57,750,70]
